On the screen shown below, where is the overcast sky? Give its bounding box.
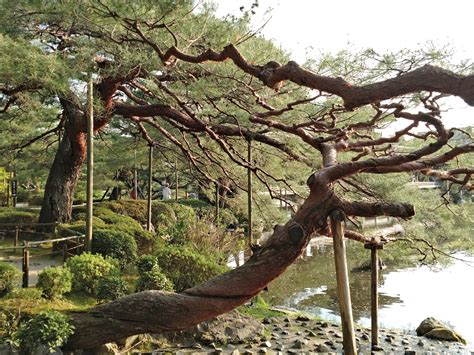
[214,0,474,130]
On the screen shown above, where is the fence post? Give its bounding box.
[14,226,19,254]
[63,243,68,263]
[22,243,29,288]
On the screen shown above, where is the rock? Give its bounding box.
[402,339,410,345]
[417,339,425,347]
[282,330,290,335]
[258,349,267,354]
[292,339,307,349]
[404,349,416,355]
[231,350,240,355]
[320,321,329,328]
[324,340,334,346]
[425,328,467,344]
[315,343,332,352]
[416,317,466,344]
[307,330,317,337]
[371,345,384,351]
[284,317,291,323]
[361,333,370,341]
[260,341,272,348]
[296,315,310,322]
[243,351,254,355]
[262,318,272,324]
[334,333,342,338]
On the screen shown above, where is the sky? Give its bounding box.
[214,0,474,131]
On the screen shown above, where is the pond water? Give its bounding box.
[261,238,474,348]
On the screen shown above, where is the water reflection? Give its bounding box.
[263,238,474,346]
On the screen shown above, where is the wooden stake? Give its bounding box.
[14,226,19,254]
[215,182,220,221]
[133,150,138,200]
[146,145,153,231]
[85,75,94,252]
[371,246,379,347]
[330,210,357,355]
[63,243,68,263]
[175,159,178,200]
[22,244,29,288]
[247,139,253,245]
[365,239,384,349]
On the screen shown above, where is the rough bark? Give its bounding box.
[64,177,337,350]
[39,100,86,224]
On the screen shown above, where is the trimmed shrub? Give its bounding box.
[136,265,174,292]
[36,266,72,299]
[155,245,227,292]
[151,202,177,231]
[96,275,129,303]
[0,262,21,296]
[91,229,138,268]
[15,311,74,353]
[0,209,38,225]
[136,255,159,274]
[65,253,118,296]
[71,205,154,252]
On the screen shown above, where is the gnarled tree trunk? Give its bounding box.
[39,99,86,224]
[63,171,414,350]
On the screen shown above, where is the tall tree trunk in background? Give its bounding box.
[39,99,86,224]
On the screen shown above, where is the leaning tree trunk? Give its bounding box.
[39,100,86,224]
[63,169,414,350]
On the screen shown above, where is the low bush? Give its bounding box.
[155,245,227,292]
[36,266,72,299]
[15,311,74,353]
[0,209,38,225]
[91,229,138,268]
[151,202,176,231]
[0,262,21,296]
[96,275,129,303]
[65,253,118,296]
[136,255,158,274]
[136,265,174,292]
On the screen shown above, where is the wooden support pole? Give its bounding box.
[175,159,178,200]
[330,210,357,355]
[279,187,283,208]
[14,226,19,254]
[215,182,220,222]
[247,139,253,245]
[146,144,153,232]
[85,75,94,252]
[365,238,384,350]
[22,244,29,288]
[371,246,379,347]
[63,243,68,263]
[133,150,138,200]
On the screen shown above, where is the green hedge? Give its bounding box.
[91,229,138,268]
[155,245,227,292]
[36,266,72,299]
[65,253,118,296]
[0,262,21,296]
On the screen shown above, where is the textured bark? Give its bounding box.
[39,100,86,224]
[64,177,337,350]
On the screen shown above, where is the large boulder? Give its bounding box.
[416,317,466,344]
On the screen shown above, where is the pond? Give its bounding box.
[261,237,474,348]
